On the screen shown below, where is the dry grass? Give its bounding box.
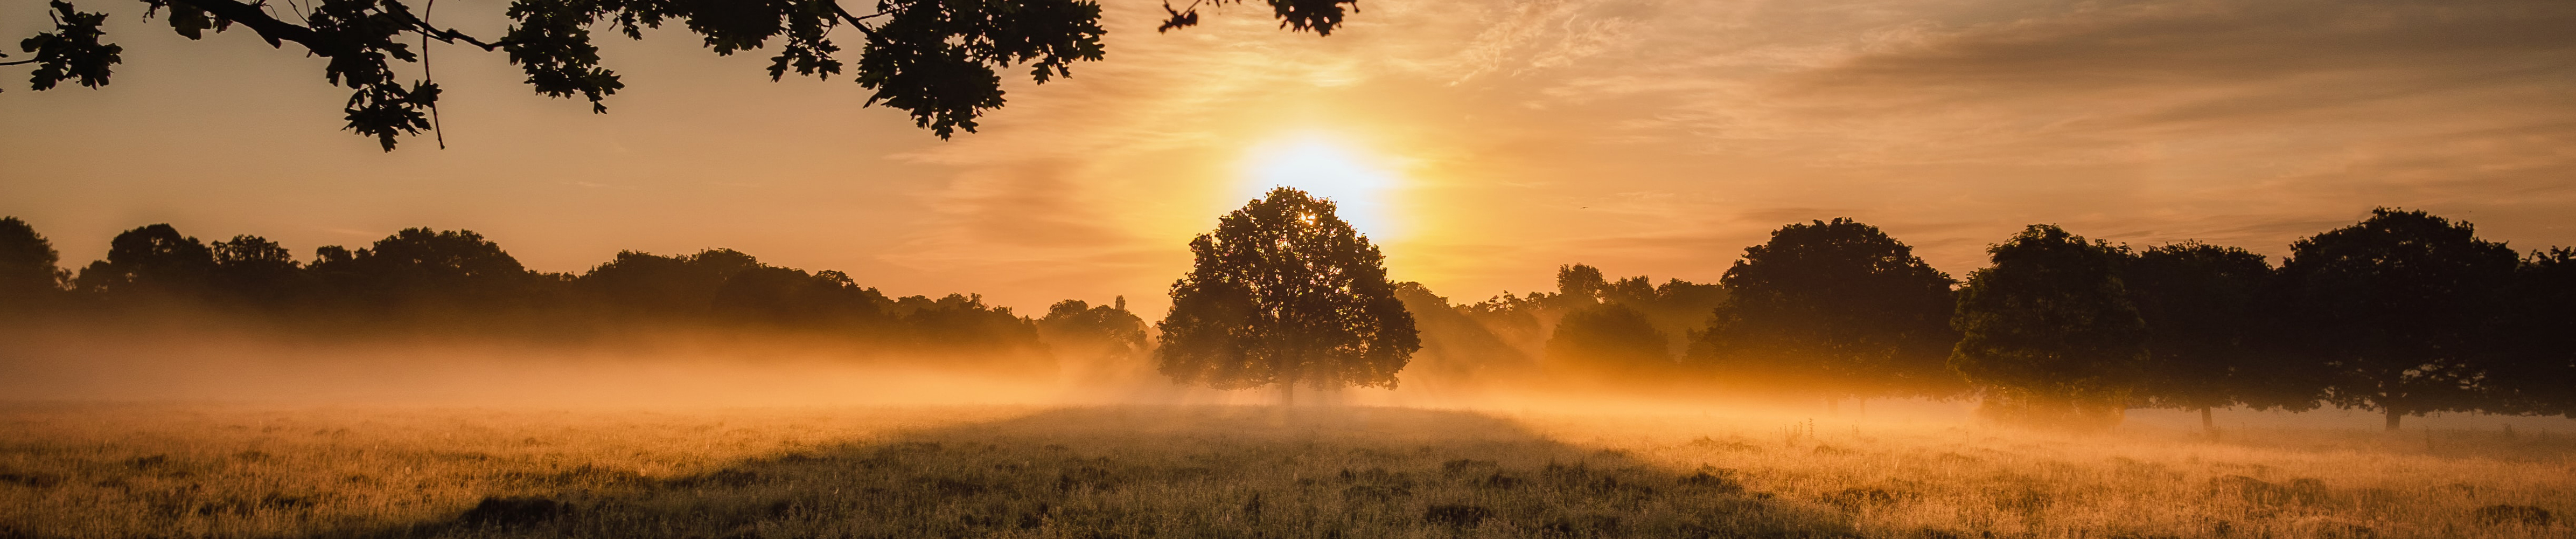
[0,403,2567,538]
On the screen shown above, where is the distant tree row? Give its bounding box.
[1406,210,2574,430]
[0,218,1144,369]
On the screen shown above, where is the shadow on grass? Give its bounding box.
[360,406,1861,538]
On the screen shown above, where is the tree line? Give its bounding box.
[0,218,1149,371]
[1415,210,2574,430]
[7,205,2568,429]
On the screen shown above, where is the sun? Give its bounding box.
[1242,133,1402,238]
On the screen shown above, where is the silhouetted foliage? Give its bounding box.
[1523,264,1722,376]
[894,293,1048,361]
[1392,282,1532,382]
[1036,297,1148,367]
[1554,264,1607,308]
[6,0,1357,149]
[0,217,68,307]
[1597,273,1727,357]
[73,224,216,298]
[2122,242,2312,430]
[307,227,548,312]
[2495,248,2576,417]
[1546,303,1670,373]
[1693,218,1959,400]
[710,266,889,328]
[11,209,2574,422]
[1156,187,1420,403]
[4,217,1056,367]
[1949,225,2145,427]
[210,234,305,306]
[579,248,765,317]
[2278,208,2519,430]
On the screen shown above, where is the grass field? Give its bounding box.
[1,403,2568,538]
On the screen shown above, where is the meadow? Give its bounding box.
[0,403,2567,539]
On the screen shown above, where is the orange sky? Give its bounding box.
[3,0,2572,315]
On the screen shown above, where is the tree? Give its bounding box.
[1545,303,1669,373]
[1542,264,1724,358]
[210,234,305,306]
[578,248,766,317]
[1155,186,1419,404]
[72,223,217,296]
[2121,242,2308,433]
[1602,275,1725,357]
[1391,282,1531,381]
[1554,264,1607,308]
[6,0,1357,150]
[891,293,1045,362]
[709,265,890,328]
[2278,209,2518,430]
[2495,248,2576,417]
[1693,218,1959,403]
[1037,297,1150,381]
[1949,224,2145,427]
[0,217,68,306]
[310,227,544,310]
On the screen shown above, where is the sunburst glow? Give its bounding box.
[1242,133,1402,239]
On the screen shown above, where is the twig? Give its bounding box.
[423,0,444,149]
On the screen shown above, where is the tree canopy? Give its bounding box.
[1154,186,1419,403]
[1,218,1058,365]
[2496,248,2576,416]
[1948,224,2145,427]
[1692,218,1958,400]
[2120,242,2307,431]
[1545,302,1669,373]
[0,217,69,303]
[5,0,1358,149]
[2277,208,2520,430]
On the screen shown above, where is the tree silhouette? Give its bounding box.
[2278,209,2518,430]
[1391,282,1531,382]
[1693,218,1959,403]
[1155,187,1419,404]
[0,217,68,307]
[893,293,1045,361]
[2121,242,2308,433]
[72,223,216,297]
[210,234,305,306]
[580,248,767,318]
[1546,303,1669,373]
[709,266,889,328]
[1537,265,1722,360]
[1037,297,1148,363]
[310,227,544,311]
[1949,224,2145,427]
[1553,264,1607,309]
[2496,248,2576,417]
[6,0,1357,150]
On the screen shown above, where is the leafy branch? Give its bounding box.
[10,0,1359,151]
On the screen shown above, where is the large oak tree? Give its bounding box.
[1693,218,1959,402]
[1155,187,1419,404]
[2121,242,2312,433]
[2278,209,2518,430]
[1949,224,2145,427]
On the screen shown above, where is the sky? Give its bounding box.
[3,0,2572,315]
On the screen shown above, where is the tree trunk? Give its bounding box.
[1280,383,1295,407]
[2384,407,2402,431]
[2200,407,2215,436]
